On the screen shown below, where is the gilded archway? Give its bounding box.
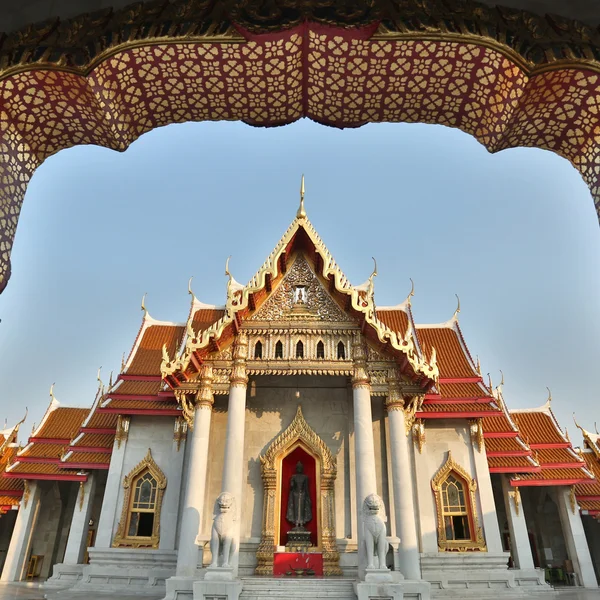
[256,405,341,576]
[2,1,600,293]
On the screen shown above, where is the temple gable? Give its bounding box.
[250,254,355,324]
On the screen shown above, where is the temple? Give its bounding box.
[0,188,598,599]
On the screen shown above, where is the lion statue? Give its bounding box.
[209,492,236,568]
[362,493,389,570]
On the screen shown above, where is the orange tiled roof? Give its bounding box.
[487,456,537,469]
[416,325,477,379]
[7,462,81,476]
[21,443,66,459]
[33,407,88,440]
[125,321,185,376]
[484,436,527,453]
[192,308,226,333]
[72,433,114,449]
[376,308,409,337]
[111,380,163,396]
[0,496,19,507]
[515,468,594,483]
[64,451,111,465]
[575,451,600,510]
[420,401,500,413]
[101,399,179,411]
[511,410,567,446]
[437,382,487,399]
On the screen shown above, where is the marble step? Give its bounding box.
[239,577,357,599]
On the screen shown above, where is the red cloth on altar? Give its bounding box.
[273,552,323,576]
[279,446,318,546]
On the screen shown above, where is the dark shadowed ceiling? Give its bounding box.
[2,0,600,33]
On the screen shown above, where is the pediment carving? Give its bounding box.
[251,254,354,323]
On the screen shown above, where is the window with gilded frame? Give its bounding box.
[113,448,167,549]
[431,451,486,552]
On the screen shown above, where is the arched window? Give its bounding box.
[296,340,304,359]
[113,448,166,548]
[337,341,346,360]
[128,471,158,538]
[254,341,263,359]
[316,340,325,359]
[441,474,470,541]
[431,451,486,551]
[275,340,283,359]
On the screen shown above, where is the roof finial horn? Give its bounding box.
[188,276,195,298]
[546,386,552,406]
[297,174,306,219]
[406,278,415,306]
[499,369,505,387]
[225,256,232,280]
[141,293,147,316]
[453,294,461,319]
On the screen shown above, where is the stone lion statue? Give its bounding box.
[362,493,389,570]
[209,492,236,568]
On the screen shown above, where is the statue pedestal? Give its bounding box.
[365,567,396,583]
[286,527,312,552]
[194,568,242,600]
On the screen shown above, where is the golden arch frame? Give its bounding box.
[256,405,342,576]
[2,1,600,293]
[431,451,487,553]
[113,448,167,549]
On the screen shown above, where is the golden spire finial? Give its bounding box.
[406,278,415,306]
[453,294,461,319]
[297,174,306,219]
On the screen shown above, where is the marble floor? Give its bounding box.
[0,582,598,600]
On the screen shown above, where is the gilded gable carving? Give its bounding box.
[251,254,353,323]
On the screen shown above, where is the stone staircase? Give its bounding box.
[239,577,357,600]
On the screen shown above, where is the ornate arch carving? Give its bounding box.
[256,406,341,576]
[113,448,167,549]
[431,451,486,552]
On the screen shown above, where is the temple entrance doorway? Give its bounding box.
[256,406,341,577]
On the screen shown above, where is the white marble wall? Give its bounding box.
[412,419,497,553]
[198,375,391,564]
[111,416,184,546]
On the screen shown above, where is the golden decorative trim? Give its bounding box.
[509,487,521,517]
[256,406,341,576]
[78,481,85,511]
[431,451,487,553]
[230,333,249,386]
[569,486,577,515]
[404,394,425,435]
[115,415,130,450]
[385,369,405,411]
[412,419,425,454]
[163,216,438,385]
[22,481,30,509]
[173,416,188,452]
[113,448,167,549]
[468,419,484,453]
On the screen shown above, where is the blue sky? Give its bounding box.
[0,119,598,441]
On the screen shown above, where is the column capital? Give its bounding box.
[385,369,405,411]
[230,333,249,386]
[196,363,214,410]
[351,332,370,388]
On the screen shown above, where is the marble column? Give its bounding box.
[220,333,249,576]
[95,416,129,548]
[63,473,97,564]
[500,477,534,570]
[176,366,214,576]
[1,481,42,581]
[556,486,598,588]
[386,373,421,580]
[352,334,379,579]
